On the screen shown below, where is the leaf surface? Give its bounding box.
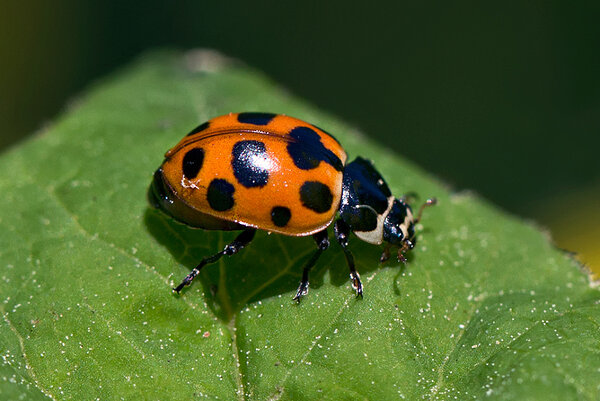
[0,50,598,400]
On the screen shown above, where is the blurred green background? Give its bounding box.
[1,2,598,272]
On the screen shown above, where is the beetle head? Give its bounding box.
[381,197,436,262]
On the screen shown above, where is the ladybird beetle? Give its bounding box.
[148,112,436,301]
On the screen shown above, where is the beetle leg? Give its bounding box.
[397,241,410,263]
[293,229,329,302]
[173,228,256,293]
[334,219,363,298]
[379,244,391,263]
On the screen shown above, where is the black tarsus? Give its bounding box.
[293,229,330,302]
[334,219,363,298]
[173,228,257,293]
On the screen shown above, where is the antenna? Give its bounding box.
[415,198,437,223]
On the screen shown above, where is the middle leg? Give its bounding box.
[334,219,363,297]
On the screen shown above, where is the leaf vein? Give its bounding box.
[2,310,57,400]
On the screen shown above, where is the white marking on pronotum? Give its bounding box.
[353,196,395,245]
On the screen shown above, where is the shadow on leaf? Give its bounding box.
[144,207,408,321]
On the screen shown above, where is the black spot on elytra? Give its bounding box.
[271,206,291,227]
[232,140,269,188]
[207,179,235,211]
[186,121,210,137]
[312,124,341,145]
[237,112,276,125]
[300,181,333,213]
[287,126,343,171]
[182,148,205,179]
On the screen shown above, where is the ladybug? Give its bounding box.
[148,112,436,301]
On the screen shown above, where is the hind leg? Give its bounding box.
[173,228,256,293]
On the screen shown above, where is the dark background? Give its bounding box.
[2,2,599,266]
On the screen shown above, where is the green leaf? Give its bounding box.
[0,50,598,400]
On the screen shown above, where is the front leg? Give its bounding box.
[334,219,363,297]
[293,229,330,302]
[173,228,256,293]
